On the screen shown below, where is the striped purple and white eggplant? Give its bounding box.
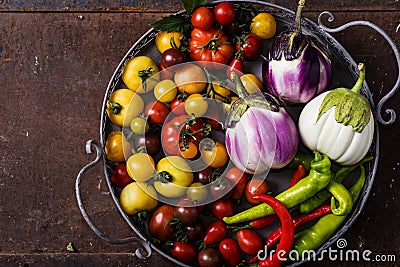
[225,72,299,174]
[262,0,332,104]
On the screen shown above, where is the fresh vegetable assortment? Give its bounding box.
[102,1,376,266]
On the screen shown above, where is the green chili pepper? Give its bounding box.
[299,156,373,214]
[293,165,366,254]
[223,151,332,224]
[327,180,352,215]
[287,151,314,172]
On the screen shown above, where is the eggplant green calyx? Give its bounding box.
[317,63,371,133]
[226,71,280,128]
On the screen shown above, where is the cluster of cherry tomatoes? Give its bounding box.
[103,1,279,266]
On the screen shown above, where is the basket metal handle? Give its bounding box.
[318,11,400,126]
[75,139,152,259]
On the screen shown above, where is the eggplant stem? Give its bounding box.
[294,0,306,32]
[230,71,249,98]
[351,63,366,94]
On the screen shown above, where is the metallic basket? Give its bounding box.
[75,1,400,266]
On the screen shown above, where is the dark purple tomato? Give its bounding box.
[195,167,214,185]
[134,131,161,156]
[174,198,199,226]
[210,177,234,199]
[161,48,187,69]
[198,247,223,267]
[184,219,206,242]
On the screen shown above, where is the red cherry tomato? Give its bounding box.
[159,63,175,80]
[172,241,197,263]
[237,229,263,255]
[144,101,170,125]
[226,57,244,78]
[148,205,175,241]
[218,238,241,266]
[161,114,187,156]
[236,33,263,61]
[110,163,133,187]
[245,178,270,205]
[203,220,228,245]
[225,167,248,201]
[210,198,235,220]
[170,97,186,115]
[191,6,214,30]
[213,2,235,26]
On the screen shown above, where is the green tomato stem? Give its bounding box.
[109,102,122,114]
[351,63,366,94]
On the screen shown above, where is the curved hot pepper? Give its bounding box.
[223,151,332,224]
[252,195,294,267]
[299,156,373,214]
[327,180,352,215]
[293,165,366,254]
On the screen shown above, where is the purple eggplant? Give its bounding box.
[225,71,299,174]
[262,0,332,104]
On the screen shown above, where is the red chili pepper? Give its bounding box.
[250,214,278,229]
[288,164,307,188]
[266,204,331,249]
[229,214,278,233]
[252,195,294,267]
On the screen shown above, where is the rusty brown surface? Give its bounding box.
[0,2,400,267]
[0,0,399,12]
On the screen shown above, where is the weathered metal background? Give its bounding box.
[0,0,399,12]
[0,1,399,266]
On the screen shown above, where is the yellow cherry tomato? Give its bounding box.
[154,156,194,198]
[122,56,160,94]
[106,89,144,127]
[222,96,239,114]
[200,140,228,168]
[207,81,231,102]
[119,182,158,215]
[250,13,277,39]
[155,31,183,54]
[130,117,149,135]
[180,141,198,159]
[126,152,155,182]
[187,182,208,203]
[174,63,207,95]
[185,93,208,117]
[104,131,132,162]
[153,79,178,103]
[240,74,263,95]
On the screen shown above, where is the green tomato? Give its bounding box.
[187,182,208,203]
[130,117,149,135]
